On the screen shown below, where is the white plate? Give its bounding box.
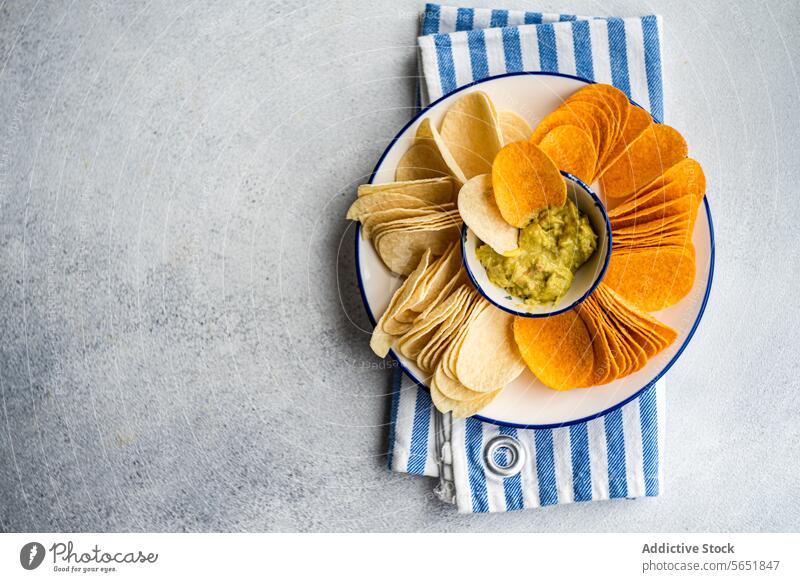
[355,72,714,428]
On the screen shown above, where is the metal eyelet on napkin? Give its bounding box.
[482,435,525,478]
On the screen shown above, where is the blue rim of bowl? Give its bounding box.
[460,170,612,319]
[353,70,716,429]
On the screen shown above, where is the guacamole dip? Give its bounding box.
[476,200,598,305]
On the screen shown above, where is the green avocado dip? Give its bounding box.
[476,200,598,306]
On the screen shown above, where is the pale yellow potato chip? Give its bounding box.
[356,176,455,204]
[498,110,532,144]
[369,249,432,357]
[394,242,461,322]
[417,287,478,372]
[362,205,453,240]
[455,304,525,392]
[452,389,501,419]
[442,299,489,380]
[386,275,466,338]
[396,143,451,181]
[457,174,518,254]
[416,118,467,184]
[395,284,467,360]
[415,263,467,319]
[371,209,461,241]
[346,192,431,222]
[376,222,460,275]
[439,91,504,179]
[434,363,483,401]
[429,373,460,414]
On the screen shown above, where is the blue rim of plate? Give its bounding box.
[353,70,716,429]
[460,170,612,319]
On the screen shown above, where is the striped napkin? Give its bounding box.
[386,4,667,513]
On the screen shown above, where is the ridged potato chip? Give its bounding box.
[457,174,519,254]
[513,311,595,391]
[440,91,504,179]
[492,141,566,228]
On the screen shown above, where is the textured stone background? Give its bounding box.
[0,0,798,532]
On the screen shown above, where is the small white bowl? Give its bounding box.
[462,171,611,318]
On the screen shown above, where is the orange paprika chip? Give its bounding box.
[537,125,597,184]
[600,124,688,200]
[603,245,696,311]
[492,141,566,228]
[513,311,595,390]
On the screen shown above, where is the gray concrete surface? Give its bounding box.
[0,0,798,532]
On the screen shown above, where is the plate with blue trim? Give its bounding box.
[354,72,713,428]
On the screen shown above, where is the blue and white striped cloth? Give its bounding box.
[387,4,667,513]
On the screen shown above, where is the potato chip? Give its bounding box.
[416,287,477,372]
[513,311,594,390]
[415,118,468,184]
[537,125,596,184]
[530,102,603,156]
[575,296,617,384]
[452,389,501,419]
[635,158,706,199]
[441,299,489,381]
[455,305,525,392]
[361,205,454,239]
[429,373,460,414]
[396,284,471,360]
[369,250,432,357]
[609,158,705,219]
[396,143,451,181]
[356,176,455,204]
[492,141,567,228]
[429,370,501,418]
[457,174,519,254]
[599,124,688,200]
[594,284,677,355]
[434,364,483,401]
[439,91,505,180]
[498,110,532,144]
[603,245,696,312]
[346,191,433,222]
[610,195,700,230]
[566,84,631,159]
[375,218,460,275]
[612,211,692,236]
[597,105,653,178]
[394,242,462,321]
[560,99,614,161]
